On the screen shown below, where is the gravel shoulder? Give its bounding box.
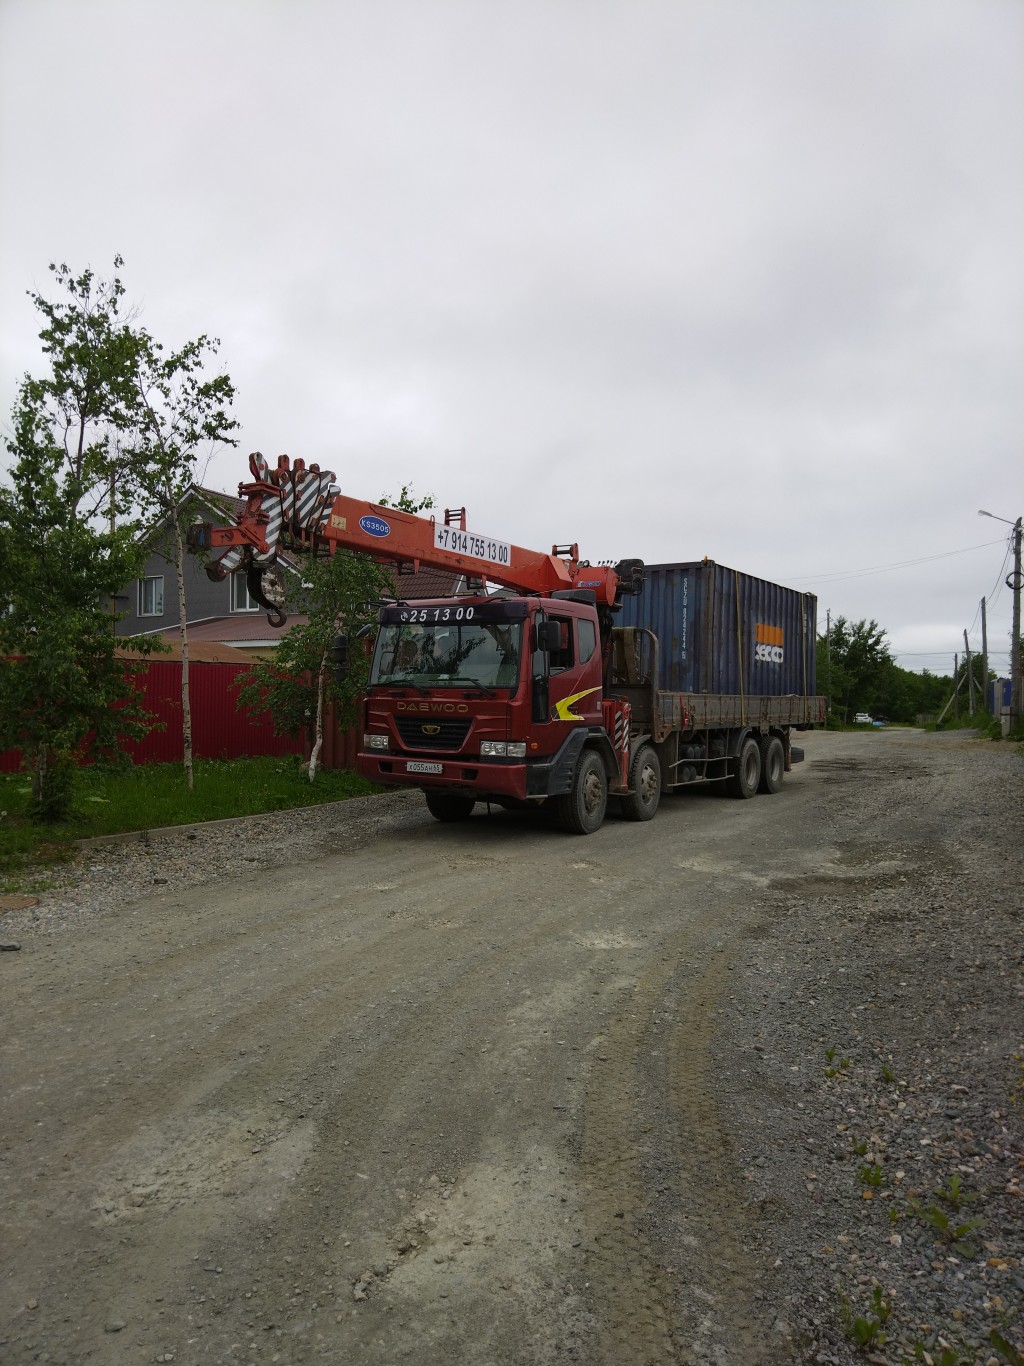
[0,729,1021,1366]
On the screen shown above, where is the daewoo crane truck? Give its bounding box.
[188,453,825,835]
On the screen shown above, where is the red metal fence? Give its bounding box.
[0,660,312,771]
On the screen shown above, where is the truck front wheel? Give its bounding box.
[727,737,761,799]
[424,791,476,823]
[622,744,661,821]
[558,750,608,835]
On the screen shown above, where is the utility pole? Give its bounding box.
[963,630,974,715]
[981,597,989,714]
[1011,517,1022,727]
[826,608,831,722]
[954,653,959,721]
[978,509,1022,729]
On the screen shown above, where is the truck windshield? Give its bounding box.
[372,620,523,690]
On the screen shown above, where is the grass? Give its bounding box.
[0,757,379,882]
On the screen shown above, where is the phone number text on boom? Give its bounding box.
[434,525,512,566]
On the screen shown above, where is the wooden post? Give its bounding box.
[981,597,989,713]
[963,630,974,715]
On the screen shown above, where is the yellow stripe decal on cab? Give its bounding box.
[554,686,602,722]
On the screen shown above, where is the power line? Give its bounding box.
[790,538,1006,586]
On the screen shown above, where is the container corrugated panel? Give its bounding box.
[616,561,818,697]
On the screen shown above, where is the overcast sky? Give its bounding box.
[2,0,1022,674]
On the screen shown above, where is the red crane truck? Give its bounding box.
[189,453,825,835]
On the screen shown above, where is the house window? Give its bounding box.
[138,576,164,617]
[231,572,259,612]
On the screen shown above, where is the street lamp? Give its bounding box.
[978,509,1023,727]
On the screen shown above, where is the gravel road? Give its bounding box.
[1,729,1022,1366]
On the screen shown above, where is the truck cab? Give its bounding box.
[356,593,627,826]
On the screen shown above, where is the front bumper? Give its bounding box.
[357,752,530,801]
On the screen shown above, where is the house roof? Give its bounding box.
[386,566,467,598]
[117,639,256,664]
[167,615,310,645]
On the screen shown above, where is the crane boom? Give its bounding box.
[188,452,641,620]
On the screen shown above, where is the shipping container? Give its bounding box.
[615,560,817,699]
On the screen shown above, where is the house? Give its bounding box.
[116,486,466,657]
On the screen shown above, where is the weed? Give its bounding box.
[840,1285,891,1352]
[850,1136,869,1157]
[825,1046,837,1063]
[906,1198,984,1258]
[934,1173,975,1211]
[990,1328,1024,1366]
[858,1163,885,1188]
[880,1062,896,1083]
[904,1343,962,1366]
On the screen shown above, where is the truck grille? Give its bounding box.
[395,717,472,751]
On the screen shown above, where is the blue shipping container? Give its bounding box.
[616,561,818,698]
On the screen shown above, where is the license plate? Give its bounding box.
[406,761,443,775]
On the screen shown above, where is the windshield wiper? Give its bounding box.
[372,679,430,694]
[449,677,498,696]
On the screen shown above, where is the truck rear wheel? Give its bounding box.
[622,744,661,821]
[727,737,761,799]
[758,736,785,794]
[558,750,608,835]
[424,791,475,823]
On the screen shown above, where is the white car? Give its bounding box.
[853,712,873,724]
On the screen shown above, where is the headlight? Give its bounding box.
[480,741,527,758]
[363,733,390,750]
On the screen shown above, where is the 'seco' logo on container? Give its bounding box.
[359,515,391,538]
[755,623,784,664]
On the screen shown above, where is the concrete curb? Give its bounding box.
[72,797,377,852]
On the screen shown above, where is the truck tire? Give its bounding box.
[424,791,475,823]
[727,737,761,799]
[622,744,661,821]
[758,736,785,794]
[557,750,608,835]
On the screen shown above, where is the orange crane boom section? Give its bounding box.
[195,452,623,606]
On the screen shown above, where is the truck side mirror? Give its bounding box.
[536,621,561,652]
[332,635,349,684]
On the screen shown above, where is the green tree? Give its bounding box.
[816,617,957,724]
[378,484,435,514]
[0,260,162,817]
[817,616,894,720]
[126,331,238,790]
[235,549,391,780]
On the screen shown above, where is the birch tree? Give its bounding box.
[235,549,389,780]
[128,335,238,790]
